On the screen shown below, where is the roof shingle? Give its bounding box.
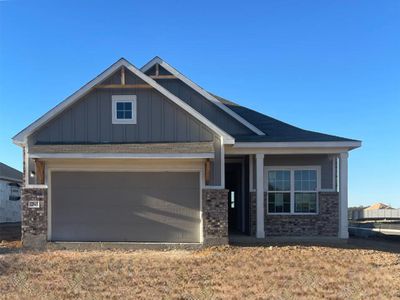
[212,94,360,143]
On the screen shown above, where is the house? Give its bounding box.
[350,203,400,220]
[0,162,22,223]
[13,57,361,248]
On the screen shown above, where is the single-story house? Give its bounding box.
[0,162,22,223]
[13,57,361,248]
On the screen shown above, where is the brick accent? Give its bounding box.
[21,188,48,248]
[30,142,214,154]
[202,189,229,245]
[250,192,339,237]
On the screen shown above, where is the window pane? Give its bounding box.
[116,102,124,110]
[268,192,291,213]
[294,170,317,191]
[124,111,132,119]
[124,102,132,110]
[268,170,290,191]
[117,111,124,119]
[294,192,317,213]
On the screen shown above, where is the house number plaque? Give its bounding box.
[28,201,40,208]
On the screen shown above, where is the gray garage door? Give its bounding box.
[51,171,200,242]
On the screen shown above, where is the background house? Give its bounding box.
[349,203,400,221]
[0,162,22,223]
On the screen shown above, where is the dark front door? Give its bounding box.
[225,163,243,232]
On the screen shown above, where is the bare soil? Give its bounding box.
[0,242,399,299]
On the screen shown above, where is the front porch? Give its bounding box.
[224,151,350,240]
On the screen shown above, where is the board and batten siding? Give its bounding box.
[31,88,214,145]
[153,78,254,137]
[28,68,224,186]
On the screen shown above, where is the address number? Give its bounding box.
[28,201,40,208]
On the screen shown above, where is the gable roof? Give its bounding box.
[0,162,22,182]
[141,57,266,136]
[365,203,393,210]
[212,94,361,146]
[12,58,234,145]
[141,57,360,149]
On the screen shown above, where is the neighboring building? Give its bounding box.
[365,203,393,210]
[0,162,22,223]
[13,57,361,248]
[350,203,400,220]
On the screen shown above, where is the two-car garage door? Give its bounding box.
[51,171,200,243]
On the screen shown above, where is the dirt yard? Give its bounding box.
[0,242,399,299]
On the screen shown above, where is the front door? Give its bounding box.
[225,163,243,232]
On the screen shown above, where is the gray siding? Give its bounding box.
[251,155,335,190]
[154,79,254,136]
[100,68,148,85]
[145,64,172,76]
[31,88,214,144]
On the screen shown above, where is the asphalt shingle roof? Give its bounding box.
[0,162,22,181]
[212,94,360,143]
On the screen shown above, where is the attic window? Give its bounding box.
[112,95,137,124]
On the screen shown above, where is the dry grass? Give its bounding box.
[0,244,400,299]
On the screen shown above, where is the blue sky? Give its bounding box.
[0,1,399,207]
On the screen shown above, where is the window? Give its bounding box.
[112,95,137,124]
[294,170,317,213]
[266,167,319,214]
[268,170,291,213]
[8,184,20,201]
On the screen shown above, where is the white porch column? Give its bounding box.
[255,153,265,238]
[339,152,349,239]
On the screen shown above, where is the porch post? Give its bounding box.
[339,152,349,239]
[255,153,265,238]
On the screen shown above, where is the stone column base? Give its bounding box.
[202,189,229,246]
[21,187,48,249]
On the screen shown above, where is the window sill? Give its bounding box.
[112,120,136,125]
[267,213,319,216]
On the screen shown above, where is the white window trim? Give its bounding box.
[264,165,321,215]
[111,95,137,124]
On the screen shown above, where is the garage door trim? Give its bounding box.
[47,167,203,244]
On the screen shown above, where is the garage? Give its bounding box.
[50,171,201,243]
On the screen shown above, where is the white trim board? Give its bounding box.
[233,141,361,149]
[111,95,137,124]
[30,153,214,159]
[13,58,234,145]
[265,165,321,215]
[141,57,265,136]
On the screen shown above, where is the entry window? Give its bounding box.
[112,95,137,124]
[266,167,319,214]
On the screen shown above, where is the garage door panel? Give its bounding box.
[51,171,200,242]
